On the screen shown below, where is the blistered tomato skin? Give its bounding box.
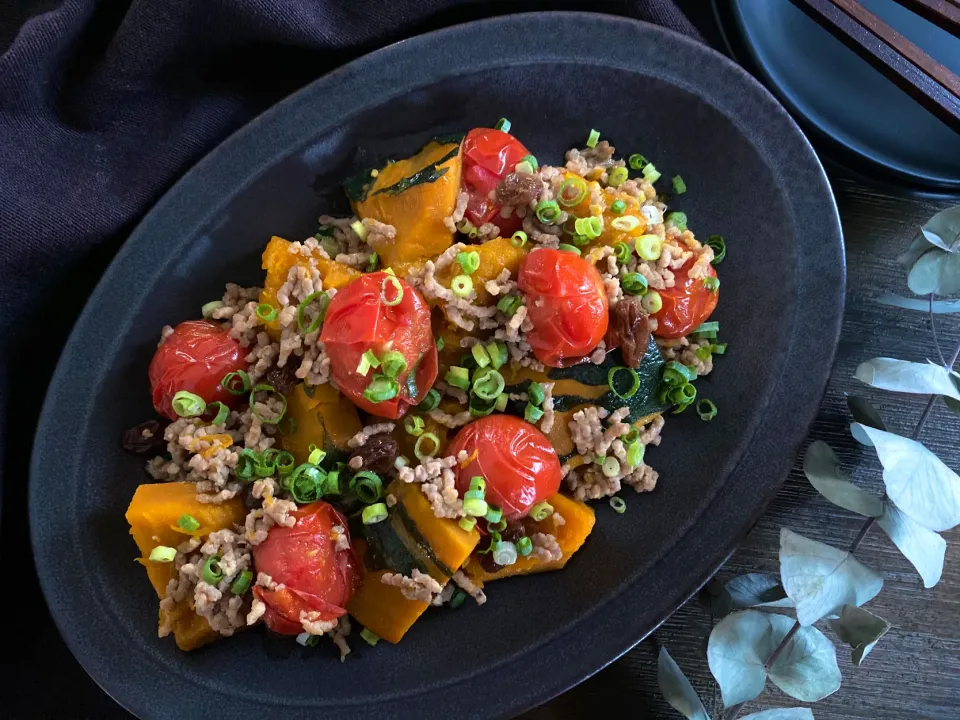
[447,415,561,522]
[652,261,719,339]
[320,273,438,419]
[148,320,246,421]
[461,128,530,230]
[518,248,610,368]
[252,501,359,635]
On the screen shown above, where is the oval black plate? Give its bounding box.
[30,13,844,720]
[721,0,960,196]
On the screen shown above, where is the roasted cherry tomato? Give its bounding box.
[320,272,438,419]
[148,320,246,421]
[447,415,561,522]
[252,501,359,635]
[462,127,530,230]
[518,248,610,367]
[652,261,719,339]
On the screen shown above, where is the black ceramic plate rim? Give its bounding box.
[30,12,845,719]
[719,0,960,198]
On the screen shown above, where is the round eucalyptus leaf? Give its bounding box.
[828,604,891,667]
[877,501,946,588]
[845,395,886,430]
[742,710,814,720]
[854,358,960,400]
[657,647,710,720]
[803,441,883,517]
[875,293,960,314]
[726,573,794,608]
[921,207,960,252]
[907,248,960,296]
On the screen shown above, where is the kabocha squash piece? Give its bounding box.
[281,383,363,464]
[125,481,245,650]
[347,139,462,268]
[558,171,650,251]
[347,480,480,643]
[436,236,527,307]
[259,236,361,337]
[462,493,595,582]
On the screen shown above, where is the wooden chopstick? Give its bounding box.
[788,0,960,132]
[894,0,960,35]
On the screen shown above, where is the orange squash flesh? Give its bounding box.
[125,481,246,650]
[281,383,363,464]
[347,481,479,644]
[462,493,595,582]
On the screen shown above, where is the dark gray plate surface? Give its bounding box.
[727,0,960,195]
[30,13,844,720]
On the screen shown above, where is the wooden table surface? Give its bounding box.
[524,178,960,719]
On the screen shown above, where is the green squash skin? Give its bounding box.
[342,137,463,203]
[359,498,456,579]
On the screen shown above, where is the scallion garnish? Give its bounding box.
[642,163,661,183]
[202,555,224,584]
[672,175,687,194]
[484,505,503,524]
[416,388,441,412]
[585,129,600,148]
[611,215,641,232]
[535,199,562,224]
[496,294,522,316]
[361,628,380,646]
[231,569,253,595]
[381,276,404,306]
[457,250,481,275]
[697,399,718,421]
[495,117,511,132]
[149,546,176,563]
[613,242,632,265]
[362,502,389,525]
[469,476,486,493]
[471,343,491,369]
[520,154,538,171]
[403,415,425,436]
[663,360,697,386]
[703,276,720,293]
[557,244,581,255]
[202,401,228,426]
[288,463,327,503]
[495,393,508,411]
[610,199,627,214]
[628,154,648,171]
[201,300,224,318]
[608,366,641,399]
[664,211,688,232]
[296,290,329,334]
[308,446,326,466]
[626,441,645,467]
[635,234,663,261]
[516,536,533,556]
[515,159,535,175]
[707,235,726,264]
[528,382,545,406]
[256,303,278,323]
[367,251,379,272]
[601,456,620,478]
[171,390,206,418]
[692,321,719,337]
[451,274,473,298]
[487,517,508,533]
[459,516,477,532]
[695,345,712,362]
[221,369,251,396]
[380,351,408,379]
[472,368,505,401]
[362,375,399,404]
[414,432,440,460]
[463,495,489,518]
[641,290,662,313]
[276,451,296,475]
[357,349,380,376]
[445,366,470,390]
[492,540,518,566]
[711,342,728,355]
[177,514,200,533]
[530,501,554,521]
[557,177,588,207]
[621,273,648,296]
[609,496,627,514]
[350,219,367,241]
[486,341,507,370]
[607,166,628,187]
[350,470,383,504]
[524,403,544,423]
[511,230,528,248]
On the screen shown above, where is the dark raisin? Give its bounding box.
[348,433,399,476]
[495,172,541,207]
[265,363,299,397]
[501,521,527,543]
[122,420,167,454]
[479,550,503,573]
[608,295,651,368]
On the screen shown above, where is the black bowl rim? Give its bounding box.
[30,11,845,719]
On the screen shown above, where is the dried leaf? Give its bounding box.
[875,293,960,314]
[897,232,936,269]
[906,249,960,296]
[657,648,710,720]
[921,206,960,252]
[726,573,794,608]
[849,422,875,446]
[829,604,891,666]
[803,441,883,517]
[779,529,883,626]
[877,501,945,588]
[708,611,840,707]
[853,423,960,532]
[845,395,886,430]
[854,358,960,400]
[742,711,814,720]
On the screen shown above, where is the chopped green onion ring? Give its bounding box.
[635,234,663,261]
[608,366,640,399]
[609,496,627,514]
[601,456,621,478]
[621,273,648,296]
[149,546,177,563]
[471,343,491,369]
[707,235,726,264]
[524,403,544,423]
[201,300,224,318]
[557,243,581,255]
[256,303,278,323]
[351,470,383,504]
[607,166,629,188]
[586,129,600,148]
[528,382,545,406]
[535,199,562,224]
[202,555,224,584]
[459,516,478,532]
[457,250,481,275]
[516,536,533,556]
[362,503,389,524]
[171,390,206,418]
[231,569,253,595]
[221,369,251,396]
[665,211,688,232]
[381,276,404,306]
[363,375,399,404]
[628,154,648,170]
[530,501,554,521]
[641,290,662,313]
[495,117,511,132]
[557,177,588,207]
[177,514,200,533]
[416,388,441,412]
[296,291,329,334]
[610,199,627,214]
[206,401,229,426]
[403,415,425,436]
[672,175,687,194]
[626,441,645,468]
[611,215,641,232]
[511,230,528,247]
[380,350,408,379]
[697,399,718,421]
[414,432,441,460]
[250,384,287,424]
[703,276,720,293]
[451,274,474,298]
[361,628,380,646]
[614,241,632,265]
